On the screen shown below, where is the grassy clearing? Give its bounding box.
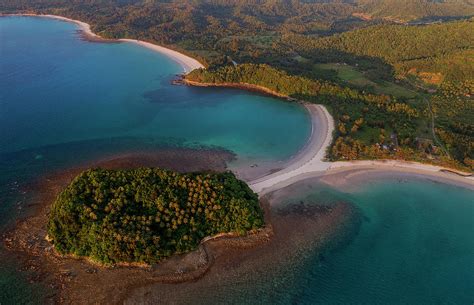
[218,34,278,48]
[314,63,418,99]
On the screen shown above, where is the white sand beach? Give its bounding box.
[249,103,335,194]
[4,13,472,193]
[249,104,473,195]
[4,14,204,73]
[119,39,203,73]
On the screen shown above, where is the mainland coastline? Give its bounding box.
[1,13,474,305]
[182,81,474,194]
[1,13,204,73]
[2,13,472,184]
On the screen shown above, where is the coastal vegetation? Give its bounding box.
[47,168,264,265]
[357,0,474,22]
[1,0,472,170]
[187,64,430,164]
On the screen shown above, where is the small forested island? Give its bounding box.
[47,168,264,265]
[1,2,474,304]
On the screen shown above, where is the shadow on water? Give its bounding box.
[0,136,234,230]
[0,136,236,304]
[143,78,266,107]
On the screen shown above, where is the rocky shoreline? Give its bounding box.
[1,149,360,304]
[183,79,296,101]
[2,150,273,303]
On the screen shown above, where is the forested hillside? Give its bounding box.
[1,0,472,169]
[2,0,473,64]
[358,0,474,22]
[285,19,474,79]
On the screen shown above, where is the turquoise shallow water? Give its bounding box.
[160,177,472,305]
[1,16,473,305]
[0,16,312,303]
[0,16,311,160]
[280,178,474,304]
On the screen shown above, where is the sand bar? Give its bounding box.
[249,103,335,194]
[254,158,474,196]
[2,14,204,73]
[321,165,474,191]
[3,13,472,194]
[248,104,473,195]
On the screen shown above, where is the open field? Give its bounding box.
[314,63,418,98]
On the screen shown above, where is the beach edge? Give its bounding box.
[1,13,204,73]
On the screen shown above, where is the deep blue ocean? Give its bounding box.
[1,16,473,304]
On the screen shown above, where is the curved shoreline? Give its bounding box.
[249,103,334,194]
[258,161,474,196]
[5,14,471,195]
[1,14,204,73]
[183,79,335,183]
[184,80,473,194]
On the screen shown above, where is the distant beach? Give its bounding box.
[119,39,203,73]
[1,13,204,73]
[246,102,473,195]
[253,158,474,196]
[183,80,473,195]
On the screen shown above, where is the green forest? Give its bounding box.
[2,0,473,66]
[187,64,425,163]
[357,0,474,22]
[1,0,472,170]
[47,168,264,265]
[278,19,473,169]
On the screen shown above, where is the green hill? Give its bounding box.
[48,168,264,265]
[357,0,474,22]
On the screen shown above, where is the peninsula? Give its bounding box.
[184,65,473,195]
[48,168,263,265]
[1,5,473,304]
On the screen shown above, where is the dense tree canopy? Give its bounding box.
[2,0,472,169]
[357,0,474,22]
[285,18,474,76]
[187,64,426,164]
[48,168,264,265]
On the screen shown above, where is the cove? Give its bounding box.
[0,16,311,303]
[0,16,311,163]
